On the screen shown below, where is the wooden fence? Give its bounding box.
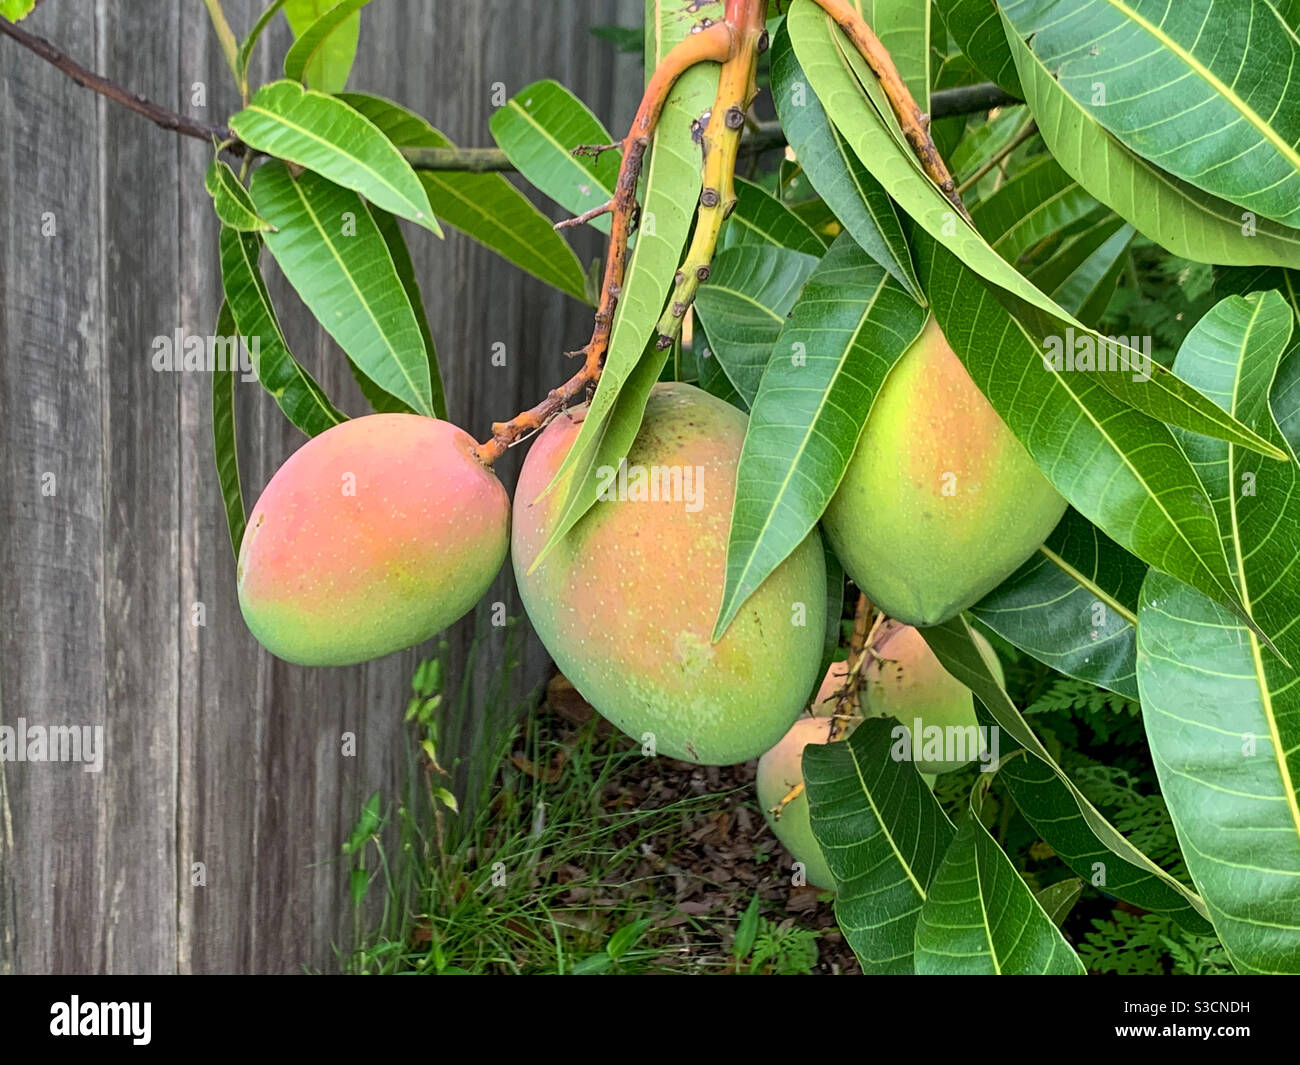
[0,0,640,974]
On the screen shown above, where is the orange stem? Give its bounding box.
[808,0,971,222]
[473,19,735,464]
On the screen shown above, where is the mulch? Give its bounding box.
[532,673,861,975]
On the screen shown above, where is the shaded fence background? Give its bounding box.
[0,0,640,974]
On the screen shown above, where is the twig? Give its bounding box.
[473,17,736,464]
[956,117,1037,196]
[0,16,1016,172]
[827,593,876,742]
[653,0,767,348]
[0,15,236,146]
[808,0,972,222]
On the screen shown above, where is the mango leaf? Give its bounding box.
[217,224,346,435]
[970,508,1145,699]
[691,319,745,410]
[489,79,622,235]
[235,0,289,97]
[770,24,922,301]
[914,778,1085,975]
[205,159,273,232]
[928,24,984,161]
[814,544,845,701]
[933,0,1022,96]
[724,177,827,255]
[1215,266,1300,323]
[340,92,588,303]
[1001,0,1300,229]
[0,0,38,21]
[972,153,1099,266]
[283,0,361,94]
[841,0,930,112]
[230,81,441,235]
[713,235,927,638]
[922,615,1213,932]
[914,228,1257,630]
[1001,8,1300,269]
[211,301,247,559]
[368,207,447,419]
[283,0,371,92]
[1036,878,1084,928]
[531,0,720,564]
[803,718,956,974]
[1137,291,1300,974]
[1026,211,1134,325]
[692,245,820,404]
[250,161,435,417]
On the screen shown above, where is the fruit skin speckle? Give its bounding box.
[238,413,509,666]
[512,382,826,766]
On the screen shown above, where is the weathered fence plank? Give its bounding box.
[1,0,640,974]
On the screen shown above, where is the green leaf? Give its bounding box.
[250,161,435,417]
[1001,7,1300,269]
[1002,0,1300,228]
[489,79,622,235]
[230,81,441,235]
[341,92,589,302]
[205,159,274,232]
[970,508,1145,699]
[1026,211,1135,325]
[914,227,1259,628]
[972,153,1099,266]
[0,0,37,21]
[692,244,820,404]
[1036,878,1084,928]
[283,0,370,93]
[606,918,653,961]
[211,301,248,559]
[724,177,827,255]
[531,1,719,564]
[217,224,346,436]
[843,0,931,112]
[733,894,761,960]
[713,235,927,638]
[770,25,922,302]
[921,615,1213,932]
[283,0,361,94]
[934,0,1023,96]
[343,791,382,854]
[804,718,955,973]
[368,208,447,419]
[814,544,845,701]
[235,0,290,98]
[1136,290,1300,974]
[914,780,1085,975]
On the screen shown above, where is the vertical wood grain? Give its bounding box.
[1,0,642,973]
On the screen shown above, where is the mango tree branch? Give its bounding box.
[806,0,972,222]
[472,18,736,465]
[0,15,1016,170]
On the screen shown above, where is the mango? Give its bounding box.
[238,414,508,666]
[863,621,1003,774]
[513,382,826,765]
[822,317,1065,626]
[811,659,850,716]
[756,716,836,891]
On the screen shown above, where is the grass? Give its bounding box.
[336,623,819,975]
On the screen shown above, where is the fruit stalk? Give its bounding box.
[473,17,736,465]
[654,0,768,347]
[806,0,971,222]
